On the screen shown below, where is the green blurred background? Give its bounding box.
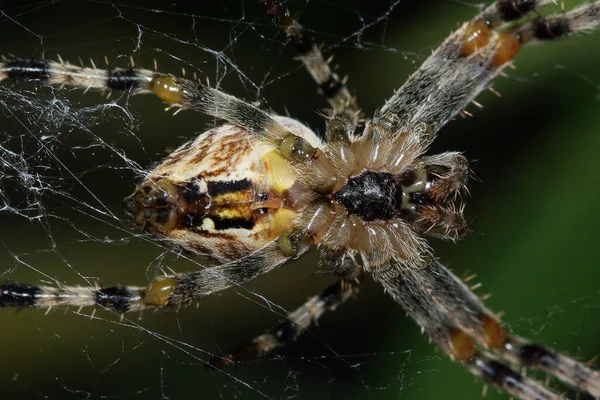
[0,0,599,399]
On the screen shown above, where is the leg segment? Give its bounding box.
[377,1,600,133]
[208,266,364,368]
[261,0,360,123]
[0,239,309,313]
[403,152,470,240]
[0,57,287,138]
[464,350,558,400]
[375,258,600,399]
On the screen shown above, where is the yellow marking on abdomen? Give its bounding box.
[263,150,296,192]
[210,190,255,205]
[267,208,297,240]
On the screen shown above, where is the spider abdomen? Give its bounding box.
[125,118,323,263]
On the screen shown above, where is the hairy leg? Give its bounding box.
[0,56,288,138]
[375,258,600,399]
[261,0,361,123]
[377,1,600,133]
[0,240,309,313]
[208,266,363,368]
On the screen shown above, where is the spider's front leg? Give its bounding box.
[376,258,600,399]
[378,0,600,133]
[0,56,288,138]
[261,0,361,123]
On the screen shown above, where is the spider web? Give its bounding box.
[0,1,600,399]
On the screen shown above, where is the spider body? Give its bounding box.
[125,96,466,276]
[1,1,600,399]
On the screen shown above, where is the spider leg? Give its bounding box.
[208,265,364,369]
[408,152,471,240]
[0,240,309,313]
[377,1,600,133]
[0,57,288,138]
[261,0,361,123]
[375,258,600,399]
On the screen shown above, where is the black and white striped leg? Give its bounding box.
[482,0,555,24]
[376,258,600,399]
[465,351,558,400]
[0,241,309,313]
[0,56,287,138]
[208,267,364,369]
[376,0,600,133]
[261,0,361,123]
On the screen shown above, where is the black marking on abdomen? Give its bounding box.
[0,283,41,307]
[534,18,571,40]
[107,68,139,91]
[496,0,536,21]
[5,57,49,83]
[182,210,207,230]
[181,181,209,204]
[210,215,254,230]
[207,179,252,197]
[319,75,343,99]
[96,286,131,312]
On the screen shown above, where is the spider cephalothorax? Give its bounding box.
[1,1,600,399]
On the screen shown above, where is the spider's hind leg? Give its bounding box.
[376,258,600,399]
[0,239,310,313]
[208,254,363,369]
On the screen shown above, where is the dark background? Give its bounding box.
[0,1,599,399]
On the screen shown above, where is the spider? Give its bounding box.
[0,0,599,399]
